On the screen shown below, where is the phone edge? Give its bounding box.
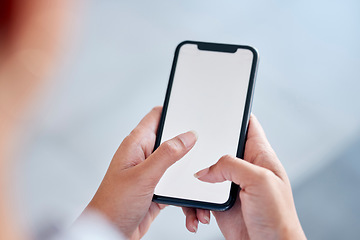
[152,40,259,211]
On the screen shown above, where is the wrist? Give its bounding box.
[278,219,306,240]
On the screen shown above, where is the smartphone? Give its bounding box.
[153,41,258,211]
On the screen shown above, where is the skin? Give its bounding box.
[83,106,198,239]
[183,114,307,240]
[84,108,306,240]
[1,2,305,239]
[0,1,70,240]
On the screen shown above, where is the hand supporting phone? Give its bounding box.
[153,41,258,211]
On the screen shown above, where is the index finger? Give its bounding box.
[120,106,162,159]
[245,114,288,181]
[247,114,270,145]
[136,106,163,135]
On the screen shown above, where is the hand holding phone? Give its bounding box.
[84,107,198,239]
[153,41,258,210]
[183,115,306,239]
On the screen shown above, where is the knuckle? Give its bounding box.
[218,154,235,167]
[213,155,235,181]
[223,154,234,160]
[123,130,141,147]
[130,126,143,137]
[219,154,231,163]
[122,134,135,148]
[161,139,183,157]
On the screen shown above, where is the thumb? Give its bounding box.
[139,130,198,185]
[194,155,272,188]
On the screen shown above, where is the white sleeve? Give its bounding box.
[49,211,126,240]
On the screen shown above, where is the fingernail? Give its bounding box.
[179,131,198,149]
[194,167,209,179]
[204,216,210,224]
[190,130,199,140]
[192,220,198,233]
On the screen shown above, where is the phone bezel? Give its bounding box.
[152,40,259,211]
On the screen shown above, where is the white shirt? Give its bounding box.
[42,212,125,240]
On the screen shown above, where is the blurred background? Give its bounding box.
[14,0,360,239]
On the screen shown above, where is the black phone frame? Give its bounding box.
[152,40,259,211]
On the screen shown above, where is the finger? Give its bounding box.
[194,154,275,188]
[157,203,168,210]
[246,114,270,146]
[182,207,199,233]
[136,106,163,135]
[139,202,162,237]
[139,131,198,185]
[196,209,210,225]
[125,106,163,158]
[120,106,162,160]
[245,114,287,180]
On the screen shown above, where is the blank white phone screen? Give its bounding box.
[154,43,254,204]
